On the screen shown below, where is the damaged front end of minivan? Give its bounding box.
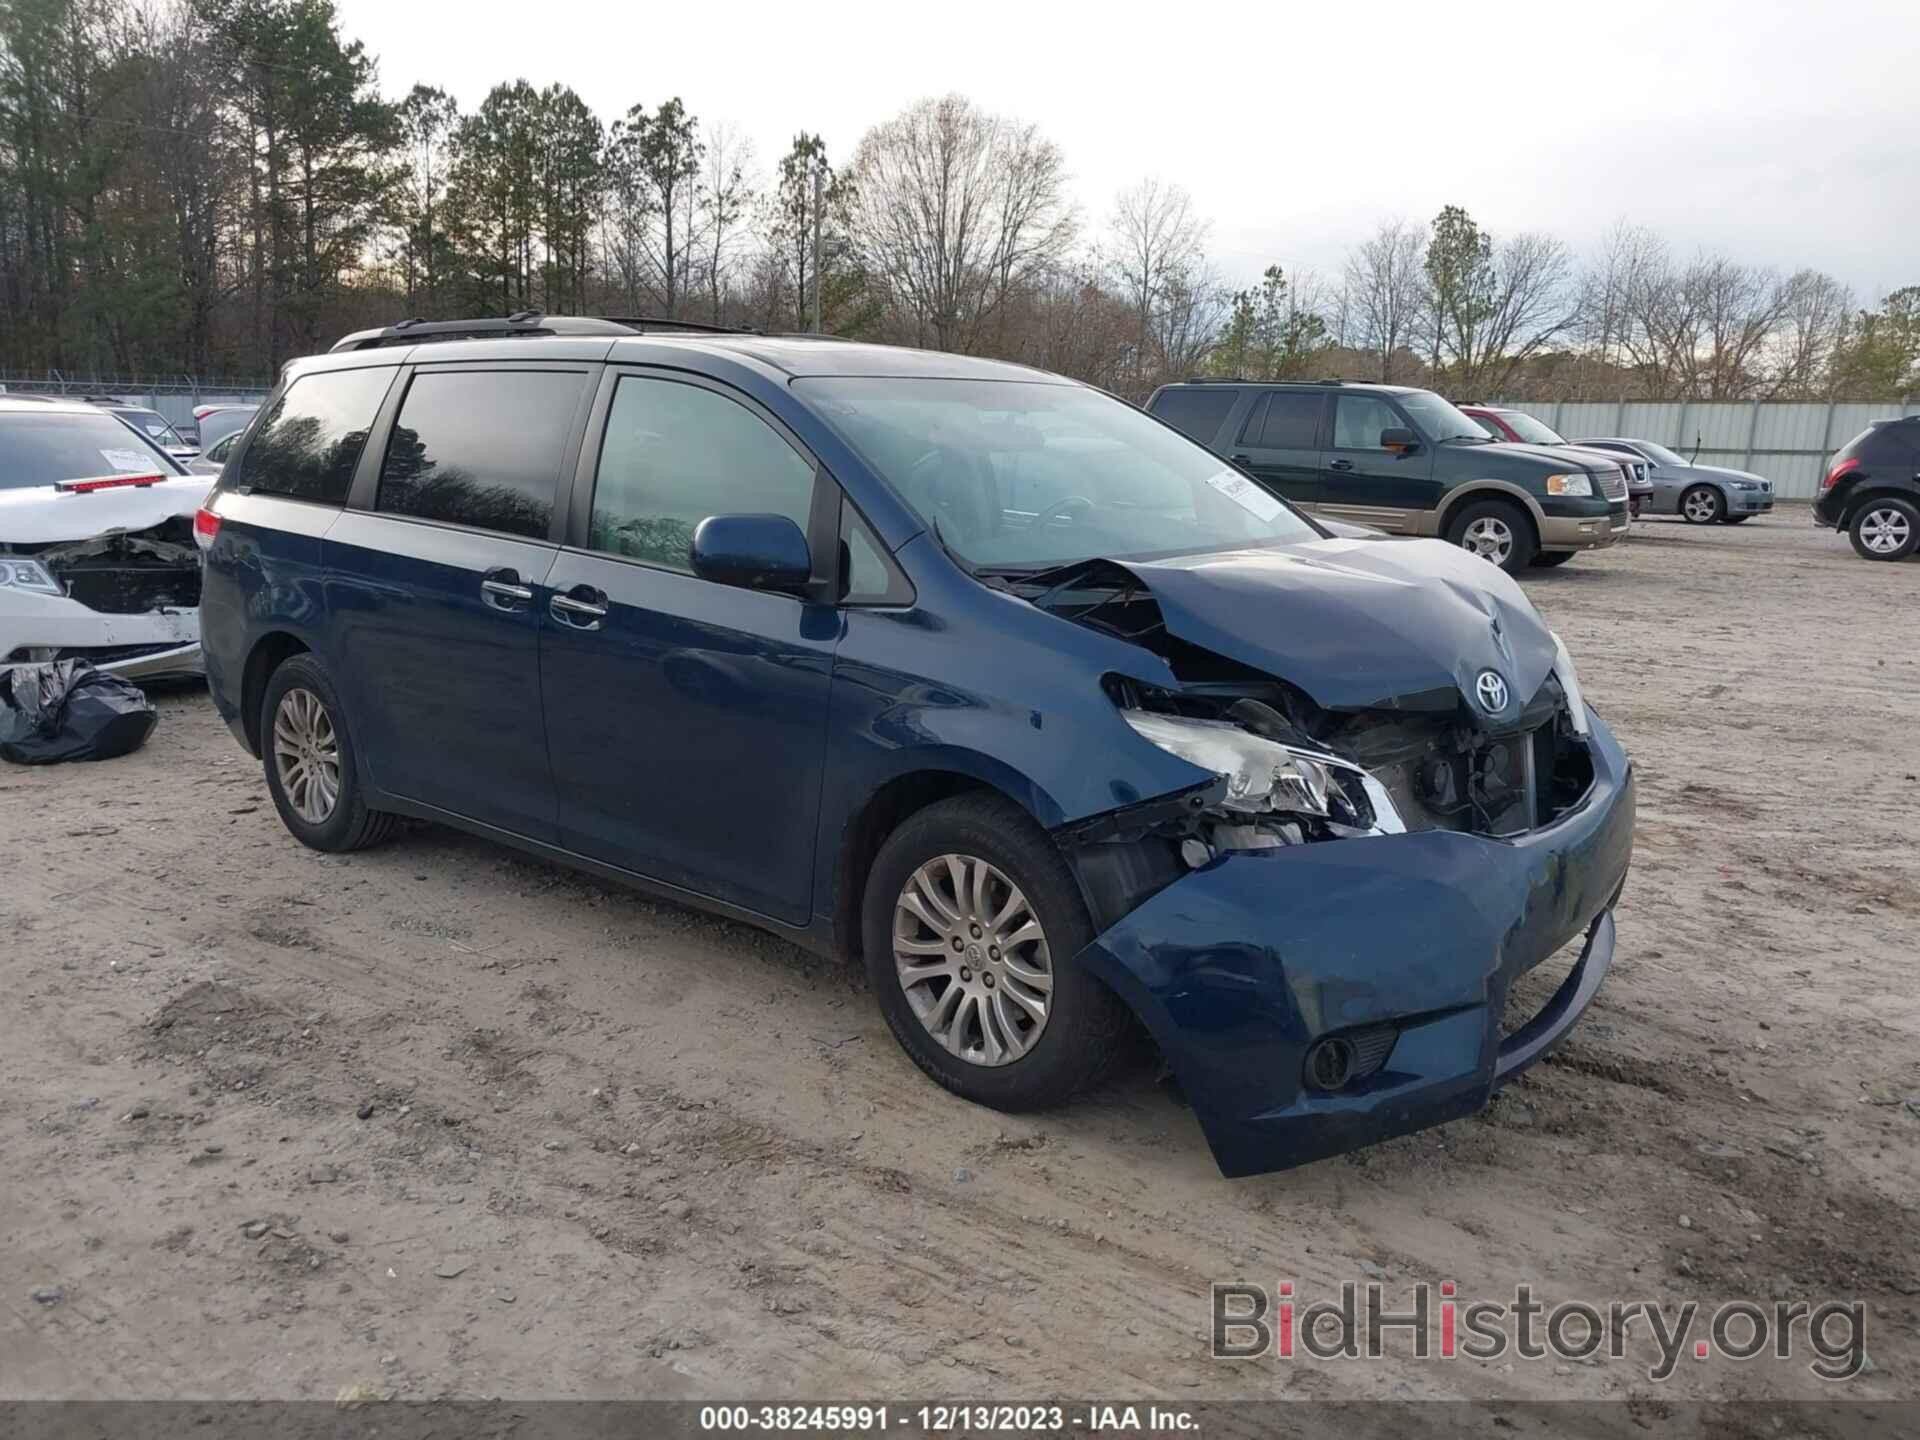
[1025,542,1635,1177]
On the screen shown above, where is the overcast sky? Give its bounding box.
[335,0,1917,304]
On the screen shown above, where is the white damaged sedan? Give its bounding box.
[1,397,212,681]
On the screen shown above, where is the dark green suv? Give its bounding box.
[1146,380,1631,573]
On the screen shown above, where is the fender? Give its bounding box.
[1433,478,1548,538]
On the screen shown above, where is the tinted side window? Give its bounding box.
[588,376,814,573]
[377,369,585,540]
[1235,394,1269,445]
[236,367,392,503]
[1256,392,1322,449]
[1332,395,1402,451]
[1149,388,1239,443]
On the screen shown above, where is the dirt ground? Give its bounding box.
[2,510,1916,1409]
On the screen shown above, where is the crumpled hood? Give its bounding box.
[0,475,211,545]
[1114,536,1559,718]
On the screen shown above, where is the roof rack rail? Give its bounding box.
[597,315,760,336]
[330,312,646,352]
[1312,378,1350,386]
[330,312,762,352]
[1181,375,1247,384]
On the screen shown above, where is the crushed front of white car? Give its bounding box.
[1,408,212,680]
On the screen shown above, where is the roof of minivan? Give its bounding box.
[1160,379,1423,395]
[294,331,1069,385]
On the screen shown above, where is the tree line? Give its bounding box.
[4,0,1916,401]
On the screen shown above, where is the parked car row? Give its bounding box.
[1146,380,1631,574]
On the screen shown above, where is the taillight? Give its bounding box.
[193,506,221,549]
[1820,457,1859,493]
[193,404,217,419]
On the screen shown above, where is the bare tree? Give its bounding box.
[1342,218,1425,382]
[697,122,755,325]
[847,94,1073,353]
[1763,269,1853,397]
[1108,178,1207,383]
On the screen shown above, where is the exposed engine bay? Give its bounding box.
[1002,555,1600,934]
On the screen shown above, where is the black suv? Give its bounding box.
[1813,416,1920,561]
[1147,380,1631,574]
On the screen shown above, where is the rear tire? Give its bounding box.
[1531,551,1577,568]
[260,654,397,853]
[861,793,1133,1112]
[1446,498,1537,575]
[1680,485,1725,524]
[1849,497,1919,561]
[1721,514,1752,525]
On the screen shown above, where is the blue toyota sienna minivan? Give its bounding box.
[194,314,1634,1177]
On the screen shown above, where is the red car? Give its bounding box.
[1460,405,1657,517]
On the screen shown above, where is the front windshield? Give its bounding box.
[801,378,1321,570]
[1396,390,1492,442]
[1499,411,1568,446]
[1,412,188,490]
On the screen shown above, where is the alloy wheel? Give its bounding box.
[272,687,340,825]
[1683,489,1720,522]
[1859,507,1912,555]
[1461,516,1514,565]
[893,854,1052,1067]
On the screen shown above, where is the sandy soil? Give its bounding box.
[2,510,1916,1409]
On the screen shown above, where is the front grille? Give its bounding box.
[1598,466,1629,501]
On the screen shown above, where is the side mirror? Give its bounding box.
[689,513,813,594]
[1379,428,1419,454]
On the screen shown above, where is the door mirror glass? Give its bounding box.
[1379,427,1419,454]
[689,513,813,593]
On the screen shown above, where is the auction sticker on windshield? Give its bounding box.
[101,448,158,472]
[1205,469,1285,522]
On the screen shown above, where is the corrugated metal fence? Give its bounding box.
[1490,398,1918,500]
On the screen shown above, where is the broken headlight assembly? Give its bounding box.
[0,559,63,596]
[1122,710,1406,853]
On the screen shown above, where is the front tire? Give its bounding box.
[1849,497,1919,561]
[1680,485,1725,524]
[862,793,1132,1111]
[1721,514,1753,525]
[1446,498,1536,575]
[260,654,397,852]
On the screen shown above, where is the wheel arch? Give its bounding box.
[1841,485,1920,529]
[239,631,312,756]
[832,767,1033,965]
[1436,481,1546,542]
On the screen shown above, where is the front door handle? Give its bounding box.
[550,588,608,630]
[481,569,533,610]
[1231,453,1252,464]
[1328,459,1354,472]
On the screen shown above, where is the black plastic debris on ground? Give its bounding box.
[0,659,158,764]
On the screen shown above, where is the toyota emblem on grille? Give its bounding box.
[1475,669,1510,714]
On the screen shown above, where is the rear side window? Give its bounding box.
[1251,392,1322,449]
[1148,388,1238,443]
[377,369,587,540]
[235,368,391,503]
[587,376,815,573]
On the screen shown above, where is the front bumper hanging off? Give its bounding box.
[1073,708,1636,1178]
